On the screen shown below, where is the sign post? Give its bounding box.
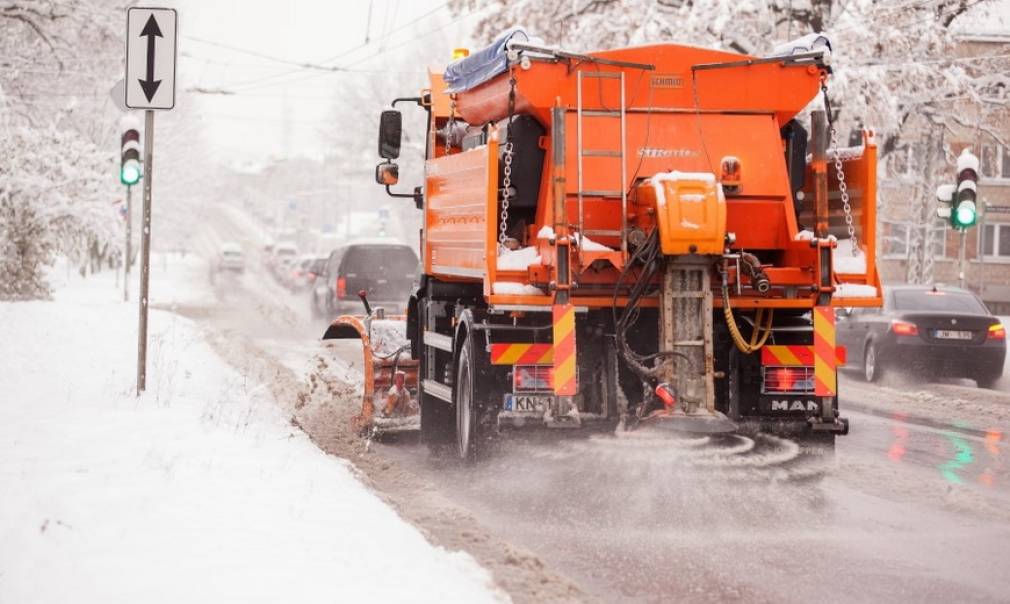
[126,7,177,394]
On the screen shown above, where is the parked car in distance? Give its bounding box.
[312,241,419,319]
[215,242,245,273]
[837,285,1006,388]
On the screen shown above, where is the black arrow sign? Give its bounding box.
[138,15,163,102]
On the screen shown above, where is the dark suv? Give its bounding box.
[311,241,419,319]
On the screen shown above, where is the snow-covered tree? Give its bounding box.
[448,0,1010,156]
[0,126,118,299]
[0,0,123,297]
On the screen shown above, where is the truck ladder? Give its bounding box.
[576,70,627,259]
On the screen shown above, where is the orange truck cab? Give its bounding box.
[364,28,881,459]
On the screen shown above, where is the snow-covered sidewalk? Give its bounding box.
[0,271,505,603]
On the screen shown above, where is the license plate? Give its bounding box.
[935,330,972,340]
[503,394,553,413]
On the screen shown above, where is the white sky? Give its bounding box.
[171,0,480,162]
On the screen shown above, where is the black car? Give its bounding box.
[837,285,1006,388]
[311,241,419,319]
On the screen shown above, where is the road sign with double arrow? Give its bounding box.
[125,8,177,110]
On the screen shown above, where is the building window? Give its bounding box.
[978,144,1010,180]
[881,220,947,259]
[980,223,1010,260]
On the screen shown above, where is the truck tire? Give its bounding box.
[454,329,492,462]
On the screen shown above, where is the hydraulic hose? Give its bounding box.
[721,278,773,354]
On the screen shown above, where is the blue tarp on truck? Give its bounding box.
[443,27,535,93]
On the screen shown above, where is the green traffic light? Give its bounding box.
[953,202,976,228]
[121,162,141,185]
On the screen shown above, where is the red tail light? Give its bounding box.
[336,276,347,299]
[988,323,1006,341]
[513,365,553,392]
[890,320,919,337]
[773,367,797,391]
[761,366,815,394]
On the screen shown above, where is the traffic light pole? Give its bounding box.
[958,228,967,289]
[137,109,154,395]
[978,201,987,295]
[124,185,132,302]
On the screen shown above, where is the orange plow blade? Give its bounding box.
[322,315,419,435]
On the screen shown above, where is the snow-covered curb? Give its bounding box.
[0,271,507,604]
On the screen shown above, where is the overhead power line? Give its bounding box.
[183,36,345,72]
[208,3,479,94]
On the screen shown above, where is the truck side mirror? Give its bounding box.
[378,110,402,159]
[375,162,399,186]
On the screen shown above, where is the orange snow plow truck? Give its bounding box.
[324,29,882,457]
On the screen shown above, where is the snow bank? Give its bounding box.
[492,282,545,295]
[497,245,541,270]
[0,271,505,604]
[835,283,878,298]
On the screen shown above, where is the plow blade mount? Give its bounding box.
[637,409,738,435]
[322,315,419,435]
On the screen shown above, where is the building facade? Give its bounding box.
[875,30,1010,314]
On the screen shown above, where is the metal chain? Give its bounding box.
[822,80,859,256]
[499,76,517,245]
[500,142,513,244]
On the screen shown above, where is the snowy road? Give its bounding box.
[182,205,1010,603]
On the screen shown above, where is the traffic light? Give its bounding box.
[121,128,141,186]
[952,148,978,229]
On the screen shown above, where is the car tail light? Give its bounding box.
[890,320,919,337]
[762,366,815,394]
[336,276,347,299]
[988,323,1006,341]
[513,365,553,393]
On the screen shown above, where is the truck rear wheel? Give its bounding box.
[454,329,492,462]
